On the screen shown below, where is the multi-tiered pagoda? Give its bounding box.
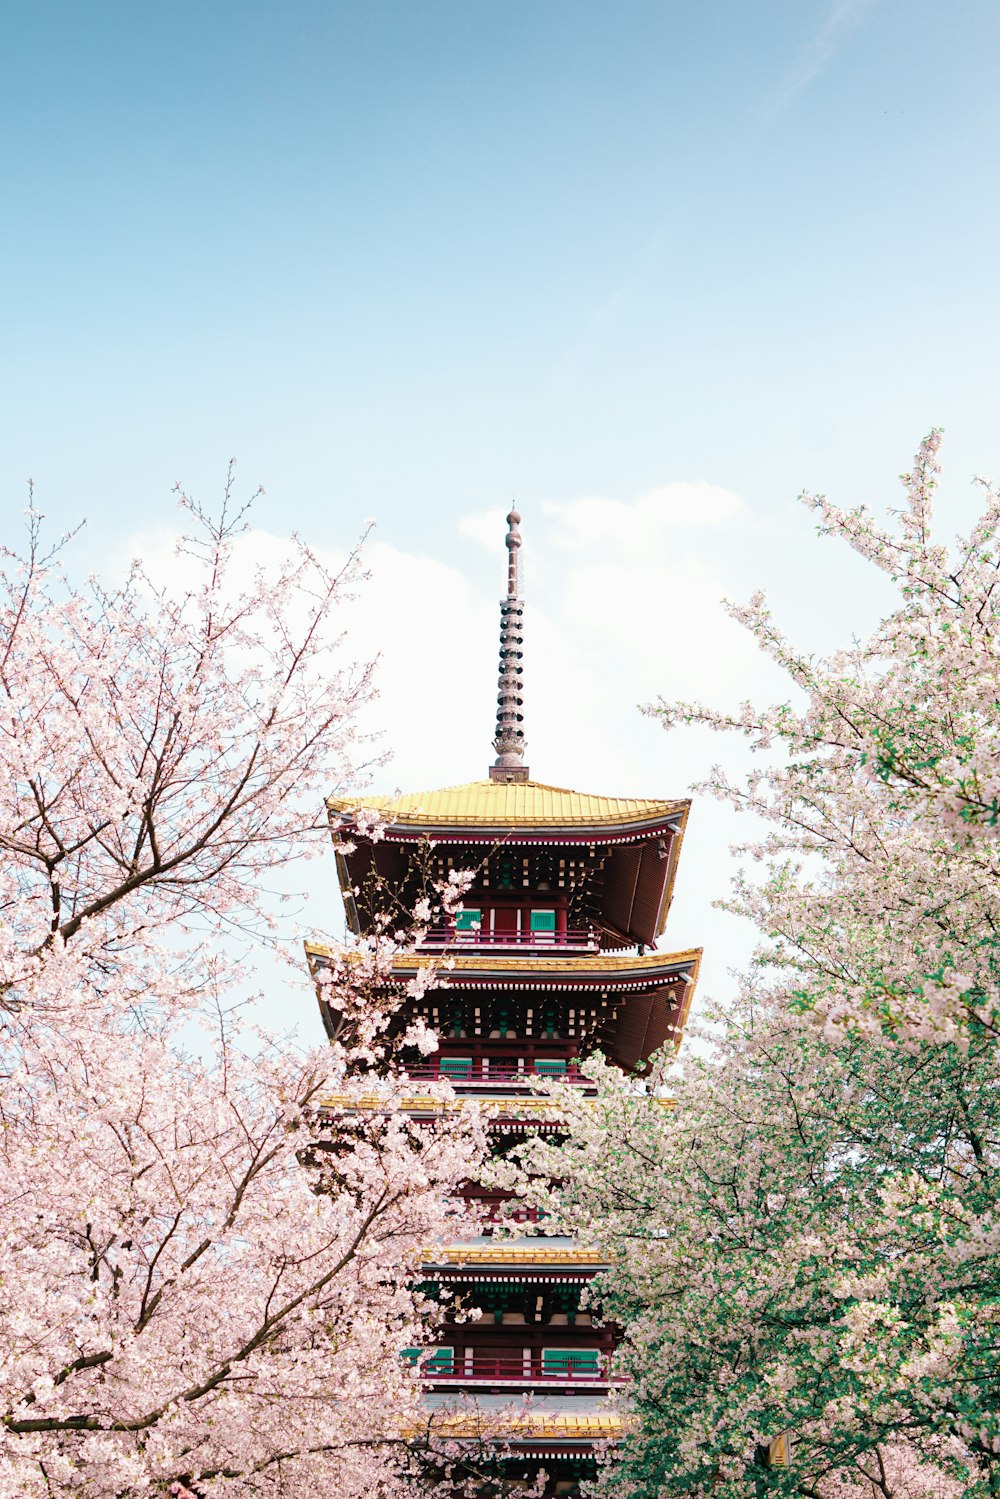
[309,511,699,1495]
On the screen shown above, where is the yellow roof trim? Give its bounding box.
[424,1244,605,1265]
[391,948,701,976]
[305,942,701,978]
[328,778,687,832]
[319,1094,674,1115]
[407,1412,628,1438]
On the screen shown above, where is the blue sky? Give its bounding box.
[3,0,999,1034]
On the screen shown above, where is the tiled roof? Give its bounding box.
[423,1245,606,1266]
[519,1412,625,1435]
[304,942,699,979]
[409,1411,627,1438]
[317,1094,673,1115]
[390,949,701,978]
[328,778,686,832]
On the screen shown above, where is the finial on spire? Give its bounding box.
[490,507,529,782]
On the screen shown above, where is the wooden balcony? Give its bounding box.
[416,1354,619,1391]
[403,1059,594,1090]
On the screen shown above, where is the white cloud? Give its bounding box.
[543,480,745,548]
[461,481,745,566]
[120,489,787,1041]
[118,519,503,796]
[458,506,510,550]
[116,448,917,1050]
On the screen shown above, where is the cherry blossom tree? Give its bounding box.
[654,430,1000,1047]
[497,437,1000,1496]
[0,483,487,1497]
[502,1006,988,1496]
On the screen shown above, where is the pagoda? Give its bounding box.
[309,510,700,1495]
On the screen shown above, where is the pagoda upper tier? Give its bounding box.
[328,777,690,952]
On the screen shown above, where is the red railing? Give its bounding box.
[418,928,597,950]
[423,1357,616,1384]
[484,1204,544,1223]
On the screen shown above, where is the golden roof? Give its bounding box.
[408,1411,627,1439]
[305,942,700,982]
[425,1244,606,1266]
[519,1413,625,1436]
[317,1093,674,1116]
[328,778,687,834]
[389,948,701,978]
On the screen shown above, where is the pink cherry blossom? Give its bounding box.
[0,489,489,1497]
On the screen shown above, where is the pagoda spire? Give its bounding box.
[489,507,529,782]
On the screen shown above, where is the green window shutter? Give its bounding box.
[530,909,556,932]
[402,1347,454,1371]
[440,1057,473,1078]
[455,909,482,931]
[535,1058,567,1077]
[542,1348,599,1373]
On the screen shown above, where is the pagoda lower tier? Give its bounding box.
[310,948,696,1497]
[420,1239,623,1496]
[308,942,699,1496]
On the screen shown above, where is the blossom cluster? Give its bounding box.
[652,432,1000,1044]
